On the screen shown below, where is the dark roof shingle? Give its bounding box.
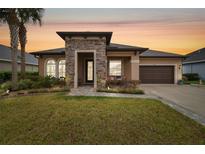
[31,45,185,59]
[0,44,38,65]
[107,43,148,52]
[31,48,65,55]
[184,48,205,64]
[140,49,185,58]
[31,43,148,55]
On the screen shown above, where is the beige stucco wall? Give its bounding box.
[140,57,183,83]
[38,55,65,76]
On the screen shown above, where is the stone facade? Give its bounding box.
[65,37,107,88]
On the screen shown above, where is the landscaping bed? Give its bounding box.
[0,87,69,98]
[0,72,69,97]
[181,73,205,85]
[98,79,144,94]
[0,94,205,144]
[97,87,144,94]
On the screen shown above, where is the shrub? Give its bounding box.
[31,81,41,89]
[18,79,33,90]
[0,72,12,84]
[0,72,39,84]
[106,80,140,88]
[97,87,144,94]
[183,73,200,81]
[19,72,40,81]
[37,76,52,88]
[182,75,188,81]
[1,81,12,91]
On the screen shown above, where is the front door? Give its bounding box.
[85,59,94,83]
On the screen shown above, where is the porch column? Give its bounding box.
[74,51,78,88]
[94,51,97,89]
[131,52,140,80]
[56,60,59,78]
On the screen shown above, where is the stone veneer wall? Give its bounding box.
[65,37,107,88]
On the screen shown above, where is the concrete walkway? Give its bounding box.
[140,84,205,125]
[68,86,154,99]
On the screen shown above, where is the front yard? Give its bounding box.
[0,93,205,144]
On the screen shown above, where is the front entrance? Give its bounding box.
[85,59,94,83]
[75,51,96,88]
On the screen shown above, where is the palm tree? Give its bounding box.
[0,9,19,89]
[17,9,44,77]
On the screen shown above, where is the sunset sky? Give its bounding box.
[0,8,205,55]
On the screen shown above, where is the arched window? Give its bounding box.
[46,60,56,77]
[59,60,66,78]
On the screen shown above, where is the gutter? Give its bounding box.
[183,59,205,64]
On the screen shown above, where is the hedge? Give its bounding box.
[183,73,200,81]
[0,71,39,84]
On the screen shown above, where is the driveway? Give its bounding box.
[140,84,205,124]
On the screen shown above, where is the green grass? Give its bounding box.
[97,87,144,94]
[0,93,205,144]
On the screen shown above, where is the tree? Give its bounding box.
[17,9,44,77]
[0,9,19,89]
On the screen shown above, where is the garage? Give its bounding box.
[140,66,174,84]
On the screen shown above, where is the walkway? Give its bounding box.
[68,86,153,99]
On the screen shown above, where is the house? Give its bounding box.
[0,44,38,72]
[31,31,184,88]
[183,48,205,80]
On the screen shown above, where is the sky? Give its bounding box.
[0,8,205,55]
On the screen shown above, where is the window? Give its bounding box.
[109,60,122,76]
[59,60,66,78]
[46,60,56,77]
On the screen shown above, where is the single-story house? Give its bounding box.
[183,48,205,80]
[0,44,38,72]
[31,31,185,88]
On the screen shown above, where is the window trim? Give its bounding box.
[45,59,56,77]
[109,59,122,76]
[58,59,66,78]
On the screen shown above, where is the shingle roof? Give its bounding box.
[107,43,148,52]
[140,49,185,58]
[31,48,65,55]
[0,44,38,65]
[31,45,185,59]
[31,43,148,55]
[183,48,205,64]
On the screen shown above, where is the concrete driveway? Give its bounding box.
[140,84,205,124]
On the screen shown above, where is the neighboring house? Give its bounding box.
[183,48,205,80]
[31,31,184,88]
[0,44,38,72]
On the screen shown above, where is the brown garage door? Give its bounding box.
[140,66,174,84]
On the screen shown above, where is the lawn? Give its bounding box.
[0,93,205,144]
